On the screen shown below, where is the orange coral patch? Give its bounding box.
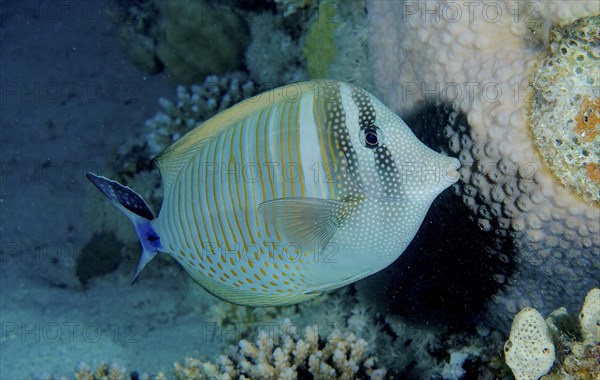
[575,97,599,143]
[585,162,599,186]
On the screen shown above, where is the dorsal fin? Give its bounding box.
[154,81,329,193]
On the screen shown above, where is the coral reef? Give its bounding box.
[72,362,140,380]
[530,15,599,204]
[504,307,555,380]
[203,287,509,379]
[368,0,600,330]
[45,287,518,380]
[109,0,373,89]
[245,0,375,90]
[544,287,600,379]
[173,318,387,380]
[108,0,249,84]
[543,343,600,380]
[244,11,308,86]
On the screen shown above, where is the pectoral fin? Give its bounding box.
[258,197,359,249]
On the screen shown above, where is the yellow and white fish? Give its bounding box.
[87,80,460,306]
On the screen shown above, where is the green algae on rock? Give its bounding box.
[530,15,599,205]
[156,1,249,84]
[108,0,249,84]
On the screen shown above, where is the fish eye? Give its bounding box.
[360,126,382,149]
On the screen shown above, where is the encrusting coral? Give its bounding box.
[530,15,599,205]
[368,0,600,330]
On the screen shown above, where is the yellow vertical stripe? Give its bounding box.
[227,124,246,247]
[193,150,216,261]
[203,135,221,250]
[211,131,231,251]
[218,126,240,250]
[257,108,272,237]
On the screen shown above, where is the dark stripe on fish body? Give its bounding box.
[374,145,403,198]
[351,87,377,129]
[351,85,403,199]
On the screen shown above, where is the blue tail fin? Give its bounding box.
[86,172,161,283]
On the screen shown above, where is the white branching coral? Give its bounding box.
[173,319,386,380]
[368,0,600,330]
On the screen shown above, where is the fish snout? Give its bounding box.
[445,157,461,184]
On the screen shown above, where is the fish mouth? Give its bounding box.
[445,157,461,184]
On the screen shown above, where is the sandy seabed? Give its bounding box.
[0,1,227,378]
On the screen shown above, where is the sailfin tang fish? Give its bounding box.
[88,80,460,306]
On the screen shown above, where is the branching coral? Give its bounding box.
[173,318,387,380]
[144,72,256,157]
[44,361,160,380]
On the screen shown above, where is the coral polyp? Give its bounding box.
[530,15,599,205]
